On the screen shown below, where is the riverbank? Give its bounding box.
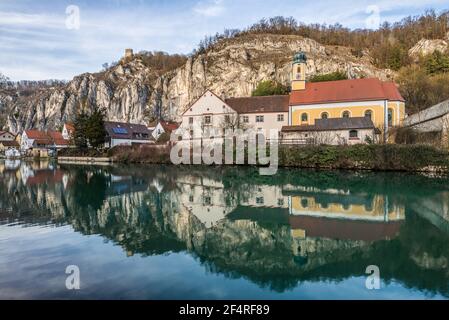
[58,144,449,173]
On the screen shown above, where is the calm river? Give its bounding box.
[0,160,448,299]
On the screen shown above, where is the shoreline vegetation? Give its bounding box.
[58,143,449,173]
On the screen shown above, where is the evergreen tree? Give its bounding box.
[73,108,107,149]
[86,108,107,149]
[424,50,449,75]
[73,112,89,149]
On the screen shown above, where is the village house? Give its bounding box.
[20,130,69,157]
[225,95,289,132]
[0,130,19,155]
[179,91,288,140]
[281,117,380,145]
[179,52,406,146]
[0,130,16,142]
[104,121,153,148]
[151,121,180,141]
[0,140,20,153]
[62,123,75,140]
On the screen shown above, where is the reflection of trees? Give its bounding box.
[1,163,449,296]
[71,168,107,212]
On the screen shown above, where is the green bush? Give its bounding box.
[279,144,449,171]
[252,80,289,96]
[309,71,348,82]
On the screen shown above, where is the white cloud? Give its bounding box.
[0,11,63,29]
[194,0,225,17]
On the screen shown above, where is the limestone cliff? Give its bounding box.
[4,34,395,133]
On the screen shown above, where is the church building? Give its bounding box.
[282,52,405,144]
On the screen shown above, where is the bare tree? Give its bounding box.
[219,113,250,131]
[0,72,9,89]
[309,131,336,145]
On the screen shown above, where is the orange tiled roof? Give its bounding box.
[25,130,69,145]
[48,131,69,145]
[289,78,405,106]
[25,130,50,140]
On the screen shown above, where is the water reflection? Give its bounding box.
[0,161,449,298]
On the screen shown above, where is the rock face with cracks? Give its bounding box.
[3,34,395,133]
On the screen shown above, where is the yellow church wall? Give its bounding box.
[291,103,387,128]
[290,196,405,221]
[387,101,406,126]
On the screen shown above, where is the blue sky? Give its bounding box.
[0,0,448,81]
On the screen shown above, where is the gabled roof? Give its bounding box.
[24,130,69,145]
[104,121,151,140]
[47,131,69,145]
[0,130,14,137]
[225,95,289,114]
[282,117,376,132]
[182,89,230,116]
[289,78,405,106]
[160,121,179,132]
[25,130,50,140]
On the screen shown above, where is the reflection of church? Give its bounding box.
[171,173,405,244]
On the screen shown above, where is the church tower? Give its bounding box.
[291,52,307,91]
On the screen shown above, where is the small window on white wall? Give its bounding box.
[277,114,284,122]
[349,130,358,138]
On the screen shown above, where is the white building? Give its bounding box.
[179,90,289,139]
[281,117,379,145]
[104,121,154,148]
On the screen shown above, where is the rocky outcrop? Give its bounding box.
[408,38,448,61]
[4,34,395,133]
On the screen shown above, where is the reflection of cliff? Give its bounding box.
[1,162,449,296]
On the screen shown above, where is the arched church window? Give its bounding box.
[365,110,373,120]
[301,113,308,122]
[342,111,350,118]
[321,112,329,119]
[388,108,394,127]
